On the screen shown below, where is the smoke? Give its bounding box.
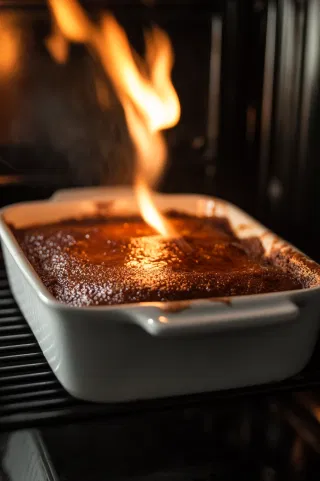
[12,45,135,187]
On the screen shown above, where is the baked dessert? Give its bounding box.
[13,211,304,307]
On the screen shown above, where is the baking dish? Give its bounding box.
[1,187,320,403]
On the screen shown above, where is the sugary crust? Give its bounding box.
[13,212,303,307]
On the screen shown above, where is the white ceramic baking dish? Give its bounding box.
[1,187,320,403]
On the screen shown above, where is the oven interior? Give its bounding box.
[1,0,320,478]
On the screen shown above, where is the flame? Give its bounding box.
[47,0,180,237]
[0,15,21,77]
[45,22,69,64]
[48,0,92,43]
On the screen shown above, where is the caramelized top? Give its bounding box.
[14,211,303,307]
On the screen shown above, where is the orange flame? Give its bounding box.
[0,15,21,77]
[47,0,180,237]
[45,22,69,64]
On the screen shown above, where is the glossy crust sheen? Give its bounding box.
[14,212,303,307]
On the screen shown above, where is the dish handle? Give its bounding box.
[130,298,299,337]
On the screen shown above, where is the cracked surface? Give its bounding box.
[14,211,303,307]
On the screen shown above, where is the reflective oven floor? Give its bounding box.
[2,394,320,481]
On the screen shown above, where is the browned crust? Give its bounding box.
[11,211,318,307]
[270,245,320,288]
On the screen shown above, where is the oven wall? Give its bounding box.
[256,0,320,260]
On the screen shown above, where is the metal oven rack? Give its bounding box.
[2,254,320,432]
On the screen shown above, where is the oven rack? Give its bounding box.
[2,255,320,432]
